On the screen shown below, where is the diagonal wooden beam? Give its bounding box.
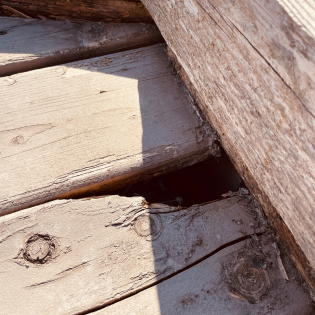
[140,0,315,287]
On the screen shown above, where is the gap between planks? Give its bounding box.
[0,17,164,77]
[0,43,216,215]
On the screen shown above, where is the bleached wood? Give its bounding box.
[141,0,315,286]
[97,239,312,315]
[0,44,215,215]
[276,0,315,38]
[0,17,163,76]
[0,195,259,314]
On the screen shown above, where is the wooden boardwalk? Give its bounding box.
[0,15,312,315]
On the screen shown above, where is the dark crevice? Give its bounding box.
[87,150,242,208]
[77,232,263,315]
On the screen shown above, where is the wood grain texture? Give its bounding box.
[0,44,216,215]
[0,195,260,314]
[0,0,153,23]
[141,0,315,286]
[0,17,164,77]
[276,0,315,39]
[96,238,313,315]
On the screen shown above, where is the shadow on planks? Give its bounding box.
[0,30,313,314]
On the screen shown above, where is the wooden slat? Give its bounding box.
[0,0,153,23]
[0,195,259,314]
[0,44,215,215]
[141,0,315,287]
[0,17,164,76]
[97,238,312,315]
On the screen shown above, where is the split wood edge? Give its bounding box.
[95,236,312,315]
[0,195,262,314]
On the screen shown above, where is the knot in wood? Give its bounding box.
[11,135,25,145]
[134,214,162,240]
[23,234,56,264]
[228,255,270,304]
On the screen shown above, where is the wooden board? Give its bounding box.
[0,17,164,77]
[0,195,260,314]
[141,0,315,287]
[0,0,153,23]
[0,44,216,215]
[97,238,313,315]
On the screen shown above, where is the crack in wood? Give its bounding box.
[76,233,263,315]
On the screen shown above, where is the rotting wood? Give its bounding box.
[0,17,164,77]
[0,195,260,315]
[0,44,217,215]
[141,0,315,287]
[0,0,153,23]
[96,237,313,315]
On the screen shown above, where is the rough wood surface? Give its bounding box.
[97,238,313,315]
[276,0,315,39]
[0,195,260,314]
[0,0,153,23]
[141,0,315,287]
[0,17,164,77]
[0,44,215,215]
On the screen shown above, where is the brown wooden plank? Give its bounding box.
[0,44,217,215]
[0,195,260,314]
[0,0,153,23]
[141,0,315,287]
[0,17,163,77]
[97,237,313,315]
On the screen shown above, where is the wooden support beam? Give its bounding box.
[0,17,164,77]
[96,238,312,315]
[0,44,216,215]
[140,0,315,287]
[0,0,153,23]
[0,195,295,315]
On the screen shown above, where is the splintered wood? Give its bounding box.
[141,0,315,287]
[0,195,311,314]
[0,44,215,214]
[0,17,164,76]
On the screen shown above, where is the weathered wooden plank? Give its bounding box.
[0,17,164,77]
[0,195,259,314]
[0,44,216,215]
[141,0,315,287]
[97,238,313,315]
[0,0,153,23]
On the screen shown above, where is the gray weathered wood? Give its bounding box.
[0,17,164,76]
[0,44,216,215]
[97,238,312,315]
[0,195,259,314]
[0,0,153,23]
[141,0,315,287]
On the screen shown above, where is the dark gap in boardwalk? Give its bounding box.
[98,150,242,207]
